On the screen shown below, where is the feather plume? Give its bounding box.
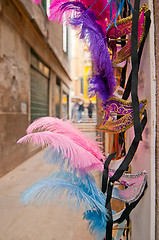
[83,207,119,240]
[49,0,117,33]
[83,209,125,240]
[17,131,104,172]
[26,117,104,160]
[43,146,69,169]
[31,1,116,102]
[49,0,81,23]
[31,0,132,32]
[83,209,107,240]
[20,171,107,215]
[56,2,116,102]
[89,74,113,103]
[43,146,103,173]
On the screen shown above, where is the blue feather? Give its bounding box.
[96,0,111,20]
[20,171,107,215]
[101,0,133,30]
[83,209,107,240]
[83,208,117,239]
[43,147,71,171]
[86,0,98,11]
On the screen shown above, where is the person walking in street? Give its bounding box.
[71,102,78,122]
[77,100,84,123]
[88,100,94,123]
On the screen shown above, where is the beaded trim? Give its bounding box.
[109,169,148,203]
[106,4,149,65]
[96,98,148,133]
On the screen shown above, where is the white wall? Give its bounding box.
[126,0,156,239]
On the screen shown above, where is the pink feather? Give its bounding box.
[17,131,104,172]
[26,117,104,161]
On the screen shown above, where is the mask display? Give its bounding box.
[107,4,149,65]
[97,97,148,133]
[18,1,151,239]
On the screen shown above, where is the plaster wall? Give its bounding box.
[153,0,159,238]
[18,0,71,78]
[125,0,156,239]
[70,30,85,96]
[0,12,31,177]
[0,0,72,177]
[2,0,71,85]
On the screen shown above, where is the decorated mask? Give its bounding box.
[106,4,149,65]
[97,97,148,133]
[109,169,147,203]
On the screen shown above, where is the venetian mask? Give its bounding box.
[97,97,148,133]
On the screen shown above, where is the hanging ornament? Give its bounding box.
[109,169,148,203]
[96,97,148,133]
[107,4,149,65]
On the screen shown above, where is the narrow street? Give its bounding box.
[0,122,100,240]
[0,0,157,239]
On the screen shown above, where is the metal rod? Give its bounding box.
[108,38,129,42]
[111,182,121,186]
[113,227,131,230]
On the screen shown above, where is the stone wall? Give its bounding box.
[0,0,71,177]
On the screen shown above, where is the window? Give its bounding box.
[30,52,50,122]
[62,92,69,119]
[55,77,61,118]
[63,24,69,56]
[87,73,91,97]
[81,77,84,94]
[41,0,47,12]
[62,83,69,119]
[41,0,50,16]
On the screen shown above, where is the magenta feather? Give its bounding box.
[31,1,116,102]
[31,1,116,101]
[17,131,104,172]
[26,117,104,160]
[58,2,116,102]
[49,0,117,34]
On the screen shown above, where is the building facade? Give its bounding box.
[0,0,72,177]
[70,30,96,107]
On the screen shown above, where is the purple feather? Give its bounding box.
[59,2,116,102]
[89,74,113,103]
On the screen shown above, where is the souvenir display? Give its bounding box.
[97,97,148,133]
[18,0,151,239]
[26,117,104,160]
[109,170,148,203]
[20,170,108,239]
[49,0,118,33]
[53,1,117,102]
[107,4,149,65]
[18,118,104,173]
